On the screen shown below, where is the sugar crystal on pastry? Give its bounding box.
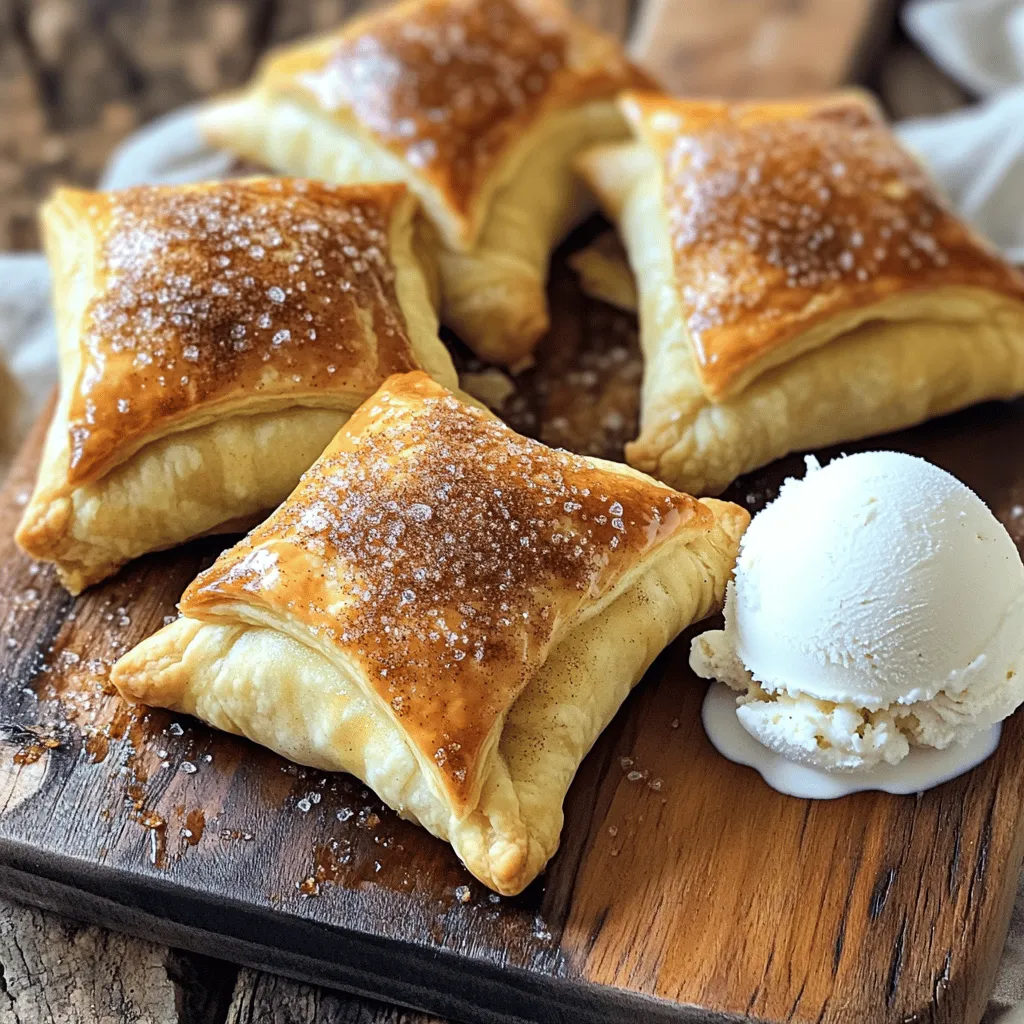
[71,180,418,483]
[292,0,581,218]
[661,111,979,367]
[113,371,748,894]
[187,378,693,801]
[17,179,457,593]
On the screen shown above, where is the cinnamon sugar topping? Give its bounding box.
[294,0,638,217]
[184,373,702,804]
[658,106,1024,388]
[63,180,418,483]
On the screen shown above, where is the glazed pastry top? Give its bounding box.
[48,179,422,483]
[266,0,651,224]
[621,92,1024,400]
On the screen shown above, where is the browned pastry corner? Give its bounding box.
[577,90,1024,495]
[199,0,655,366]
[113,371,747,894]
[17,179,457,593]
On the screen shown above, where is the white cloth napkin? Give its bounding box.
[0,253,51,473]
[899,88,1024,264]
[900,0,1024,269]
[905,0,1024,95]
[3,9,1024,1018]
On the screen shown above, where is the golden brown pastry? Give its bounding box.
[112,371,747,894]
[16,179,458,593]
[577,91,1024,495]
[198,0,653,366]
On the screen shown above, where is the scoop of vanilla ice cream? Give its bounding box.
[690,451,1024,771]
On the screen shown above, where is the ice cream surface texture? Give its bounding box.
[690,451,1024,772]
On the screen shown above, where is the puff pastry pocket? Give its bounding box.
[112,371,746,894]
[16,179,458,593]
[198,0,653,367]
[577,91,1024,495]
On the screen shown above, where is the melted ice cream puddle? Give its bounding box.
[701,682,1001,798]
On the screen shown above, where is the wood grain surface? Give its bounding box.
[1,240,1024,1023]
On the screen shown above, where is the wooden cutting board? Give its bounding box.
[1,244,1023,1024]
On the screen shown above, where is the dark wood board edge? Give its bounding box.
[6,397,1024,1024]
[972,807,1024,1024]
[8,317,1024,1023]
[0,845,756,1024]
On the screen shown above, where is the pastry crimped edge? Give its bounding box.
[15,185,457,593]
[112,477,746,895]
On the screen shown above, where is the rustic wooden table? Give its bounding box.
[0,1,970,1022]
